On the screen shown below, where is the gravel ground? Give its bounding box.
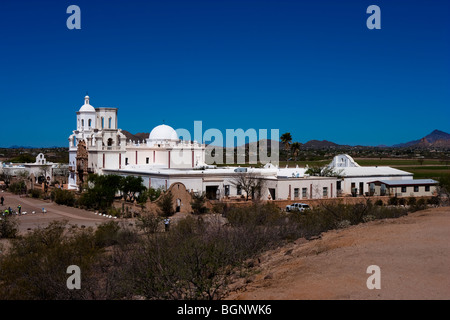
[226,206,450,300]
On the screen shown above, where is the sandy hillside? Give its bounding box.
[226,206,450,300]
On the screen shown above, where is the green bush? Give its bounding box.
[8,181,26,195]
[51,188,76,206]
[29,188,42,198]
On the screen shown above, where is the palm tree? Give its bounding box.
[291,142,301,162]
[280,132,292,163]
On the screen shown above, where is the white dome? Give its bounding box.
[149,124,179,141]
[79,96,96,112]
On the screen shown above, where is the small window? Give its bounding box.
[101,117,104,129]
[237,185,242,195]
[81,119,84,127]
[88,119,92,127]
[294,188,299,198]
[414,186,419,192]
[125,158,128,165]
[425,185,430,192]
[224,185,230,196]
[302,188,307,198]
[401,186,407,193]
[323,187,328,197]
[146,157,149,164]
[109,117,112,129]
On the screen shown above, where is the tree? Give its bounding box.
[120,176,146,202]
[280,132,292,162]
[291,142,301,161]
[79,174,123,211]
[0,167,13,188]
[157,191,175,217]
[306,165,343,178]
[190,192,209,215]
[230,171,265,201]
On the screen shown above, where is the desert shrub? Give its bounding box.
[106,215,265,300]
[29,189,42,199]
[226,202,284,227]
[410,198,428,212]
[0,220,107,299]
[211,202,229,215]
[389,197,398,206]
[336,219,351,229]
[408,197,416,206]
[51,188,76,206]
[0,215,19,239]
[136,213,163,234]
[94,220,121,247]
[374,199,384,206]
[428,196,440,206]
[363,214,376,222]
[106,207,121,217]
[8,181,25,195]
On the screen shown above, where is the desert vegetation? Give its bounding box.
[1,195,446,300]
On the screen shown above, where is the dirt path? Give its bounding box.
[0,191,112,233]
[226,206,450,300]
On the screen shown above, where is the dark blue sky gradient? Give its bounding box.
[0,0,449,147]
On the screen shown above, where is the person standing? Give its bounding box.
[17,204,22,214]
[0,196,4,206]
[164,217,171,232]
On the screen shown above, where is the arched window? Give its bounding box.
[108,117,112,129]
[101,117,104,129]
[88,119,92,127]
[81,119,84,127]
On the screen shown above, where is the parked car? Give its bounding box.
[285,203,310,212]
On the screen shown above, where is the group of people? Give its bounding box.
[1,195,27,216]
[3,204,21,216]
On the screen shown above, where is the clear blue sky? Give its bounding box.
[1,0,449,147]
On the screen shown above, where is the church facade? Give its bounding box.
[68,96,206,190]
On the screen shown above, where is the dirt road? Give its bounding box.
[0,190,112,233]
[226,206,450,300]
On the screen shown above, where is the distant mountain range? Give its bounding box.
[7,129,448,150]
[392,130,450,148]
[119,129,450,150]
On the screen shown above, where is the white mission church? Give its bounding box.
[67,96,437,200]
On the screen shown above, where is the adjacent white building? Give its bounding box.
[328,154,414,196]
